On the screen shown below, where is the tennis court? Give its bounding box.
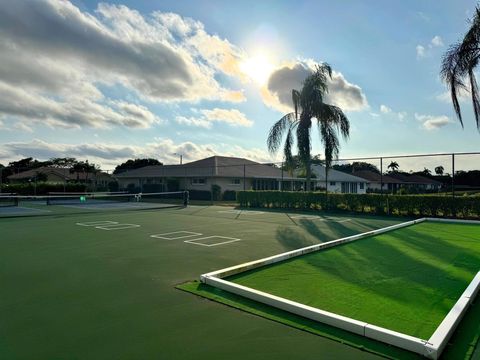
[1,200,479,359]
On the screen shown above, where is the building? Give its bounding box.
[353,170,403,193]
[387,173,442,191]
[309,165,368,194]
[114,156,303,193]
[7,166,113,187]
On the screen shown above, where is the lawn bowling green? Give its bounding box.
[1,205,479,359]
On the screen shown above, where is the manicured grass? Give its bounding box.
[228,222,480,339]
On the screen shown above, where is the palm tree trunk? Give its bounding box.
[306,158,311,191]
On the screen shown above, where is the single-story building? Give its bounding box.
[7,166,112,187]
[114,156,304,193]
[353,170,403,193]
[309,165,368,194]
[387,173,442,191]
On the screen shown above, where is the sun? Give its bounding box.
[239,53,275,86]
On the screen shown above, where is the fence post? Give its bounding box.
[281,162,283,192]
[243,164,246,191]
[451,153,455,198]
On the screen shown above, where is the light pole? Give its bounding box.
[173,153,183,165]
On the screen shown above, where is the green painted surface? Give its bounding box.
[228,222,480,340]
[0,205,478,359]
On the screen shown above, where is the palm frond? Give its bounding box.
[469,67,480,129]
[267,112,296,154]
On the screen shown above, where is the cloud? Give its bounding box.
[175,116,212,129]
[0,138,274,169]
[175,108,253,128]
[380,105,392,114]
[261,60,368,113]
[431,35,444,47]
[0,1,245,130]
[415,113,451,130]
[416,45,426,58]
[416,35,444,59]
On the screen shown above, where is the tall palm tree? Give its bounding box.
[387,161,399,172]
[267,64,350,190]
[441,6,480,129]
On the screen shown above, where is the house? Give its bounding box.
[7,166,113,187]
[114,156,304,193]
[309,165,368,194]
[387,173,442,191]
[353,170,403,193]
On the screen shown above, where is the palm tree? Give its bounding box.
[435,166,444,175]
[267,64,350,190]
[387,161,399,172]
[441,7,480,129]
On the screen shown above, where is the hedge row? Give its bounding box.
[237,191,480,218]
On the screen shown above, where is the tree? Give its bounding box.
[333,161,380,174]
[435,166,444,175]
[70,160,98,182]
[113,158,162,174]
[50,157,77,168]
[387,161,399,172]
[267,64,350,189]
[441,6,480,130]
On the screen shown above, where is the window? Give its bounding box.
[191,178,206,185]
[330,181,336,186]
[359,183,364,190]
[350,182,358,193]
[230,178,241,185]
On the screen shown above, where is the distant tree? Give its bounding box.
[113,158,162,174]
[70,160,98,182]
[50,157,77,168]
[422,167,432,176]
[387,161,399,172]
[333,161,380,174]
[435,166,444,175]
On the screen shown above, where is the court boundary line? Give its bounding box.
[200,218,480,359]
[185,236,242,247]
[76,221,119,227]
[95,223,141,230]
[151,231,203,240]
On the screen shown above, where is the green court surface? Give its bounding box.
[227,222,480,340]
[1,205,479,359]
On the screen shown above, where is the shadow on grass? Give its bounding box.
[177,280,480,360]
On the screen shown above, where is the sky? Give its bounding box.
[0,0,479,172]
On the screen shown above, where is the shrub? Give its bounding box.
[211,184,222,201]
[236,191,480,219]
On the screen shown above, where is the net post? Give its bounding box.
[183,190,189,207]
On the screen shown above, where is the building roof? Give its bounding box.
[114,156,298,180]
[352,170,403,184]
[7,166,111,181]
[309,165,368,183]
[387,172,442,185]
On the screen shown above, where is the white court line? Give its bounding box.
[218,210,265,215]
[77,221,119,226]
[95,223,140,230]
[185,236,242,247]
[151,231,203,240]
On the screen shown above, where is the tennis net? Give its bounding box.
[0,191,188,211]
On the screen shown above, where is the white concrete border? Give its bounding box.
[200,217,480,359]
[186,236,242,247]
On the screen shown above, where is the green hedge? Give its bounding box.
[237,191,480,219]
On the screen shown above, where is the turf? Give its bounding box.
[179,280,480,360]
[228,221,480,339]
